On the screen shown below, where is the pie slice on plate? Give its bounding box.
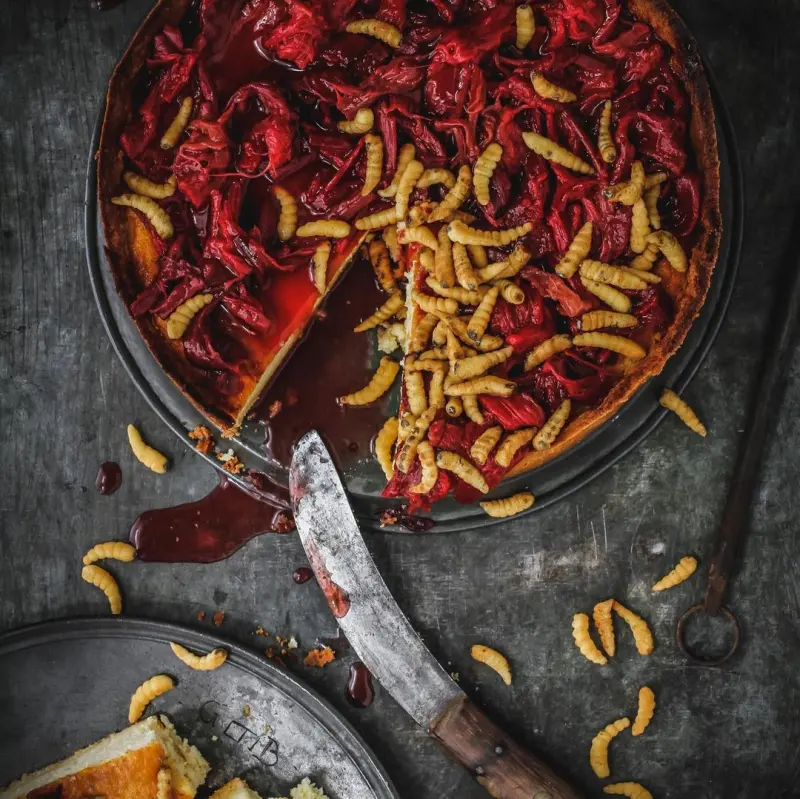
[0,715,209,799]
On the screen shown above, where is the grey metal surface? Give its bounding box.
[1,1,800,798]
[291,432,463,728]
[0,618,398,799]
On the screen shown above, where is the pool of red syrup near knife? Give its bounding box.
[98,458,375,706]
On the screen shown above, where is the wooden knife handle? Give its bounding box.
[429,695,583,799]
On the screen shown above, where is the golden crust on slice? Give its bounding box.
[1,716,210,799]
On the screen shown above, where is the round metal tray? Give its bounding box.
[0,617,398,799]
[86,67,742,533]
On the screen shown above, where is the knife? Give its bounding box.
[290,431,582,799]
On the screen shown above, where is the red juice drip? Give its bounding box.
[130,475,292,563]
[95,462,122,495]
[292,567,313,584]
[346,662,375,708]
[304,540,351,618]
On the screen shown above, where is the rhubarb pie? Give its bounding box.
[98,0,720,512]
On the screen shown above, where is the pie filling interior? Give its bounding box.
[107,0,705,511]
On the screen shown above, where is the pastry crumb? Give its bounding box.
[379,509,400,527]
[376,321,407,354]
[188,425,213,454]
[255,626,269,636]
[196,610,206,622]
[212,610,225,627]
[267,400,282,419]
[287,636,298,650]
[217,449,245,474]
[269,777,329,799]
[303,646,336,668]
[272,512,295,533]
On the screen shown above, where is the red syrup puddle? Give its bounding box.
[130,474,292,563]
[252,258,389,473]
[95,462,122,495]
[346,662,375,708]
[292,567,313,584]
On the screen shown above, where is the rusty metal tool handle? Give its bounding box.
[705,238,800,614]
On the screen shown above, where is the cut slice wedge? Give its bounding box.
[121,210,366,435]
[1,715,210,799]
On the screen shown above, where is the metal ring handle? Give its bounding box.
[676,603,741,665]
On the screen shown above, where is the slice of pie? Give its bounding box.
[98,0,720,512]
[209,778,263,799]
[209,777,328,799]
[0,715,210,799]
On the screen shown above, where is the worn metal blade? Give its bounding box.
[290,431,463,729]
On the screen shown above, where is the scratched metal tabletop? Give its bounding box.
[1,2,799,797]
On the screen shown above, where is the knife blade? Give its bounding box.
[290,431,582,799]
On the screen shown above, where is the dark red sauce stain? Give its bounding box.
[326,581,351,619]
[130,475,292,563]
[292,567,313,584]
[95,462,122,495]
[346,662,375,708]
[305,540,351,618]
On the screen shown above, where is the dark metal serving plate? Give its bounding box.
[0,617,398,799]
[86,66,742,533]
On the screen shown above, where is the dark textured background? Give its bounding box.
[1,1,799,797]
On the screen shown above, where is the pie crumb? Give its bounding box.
[188,425,213,454]
[217,449,245,474]
[303,646,336,668]
[272,511,295,533]
[268,400,282,419]
[379,509,400,527]
[212,611,225,627]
